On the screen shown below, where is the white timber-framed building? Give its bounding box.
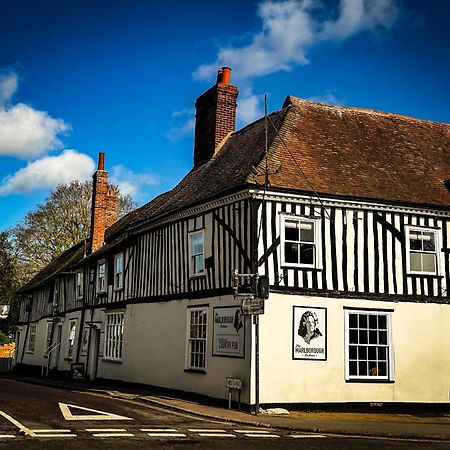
[15,67,450,408]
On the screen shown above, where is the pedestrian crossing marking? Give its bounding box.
[92,433,135,438]
[147,433,187,437]
[59,403,133,421]
[198,433,236,437]
[0,435,15,438]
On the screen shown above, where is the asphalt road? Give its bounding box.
[0,379,448,449]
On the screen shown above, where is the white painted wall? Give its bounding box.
[257,293,450,404]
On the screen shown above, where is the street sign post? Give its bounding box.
[240,296,265,315]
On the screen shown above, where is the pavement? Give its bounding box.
[3,374,450,441]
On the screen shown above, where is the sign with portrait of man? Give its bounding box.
[213,306,245,358]
[292,306,327,360]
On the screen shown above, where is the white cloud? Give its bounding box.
[308,90,344,105]
[194,0,399,81]
[0,150,95,196]
[237,94,264,125]
[166,108,195,142]
[110,165,159,200]
[0,69,69,159]
[0,71,18,106]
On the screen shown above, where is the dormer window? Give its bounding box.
[114,253,124,290]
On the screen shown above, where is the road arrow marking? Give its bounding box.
[58,403,133,421]
[0,410,34,437]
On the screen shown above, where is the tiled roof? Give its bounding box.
[256,97,449,208]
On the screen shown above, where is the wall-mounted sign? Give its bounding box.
[0,305,10,319]
[70,363,85,382]
[213,306,245,358]
[292,306,327,360]
[81,327,89,356]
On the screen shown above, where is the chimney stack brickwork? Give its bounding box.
[193,67,238,167]
[90,153,119,253]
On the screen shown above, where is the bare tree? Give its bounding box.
[11,180,135,281]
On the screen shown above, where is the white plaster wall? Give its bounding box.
[257,293,450,404]
[95,295,252,402]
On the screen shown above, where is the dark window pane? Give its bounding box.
[359,330,368,344]
[368,346,377,360]
[422,232,435,251]
[369,362,379,376]
[359,314,368,328]
[349,361,357,375]
[358,346,367,360]
[369,330,378,344]
[349,330,358,344]
[379,331,387,345]
[358,361,368,376]
[299,243,314,264]
[349,346,357,359]
[285,243,299,263]
[349,314,358,328]
[285,224,299,241]
[369,315,377,329]
[410,237,422,251]
[378,362,387,376]
[378,347,387,360]
[378,315,387,330]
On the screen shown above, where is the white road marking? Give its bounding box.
[92,433,135,438]
[59,402,133,421]
[291,434,326,438]
[31,429,72,433]
[146,433,187,437]
[234,430,270,434]
[140,428,179,432]
[198,433,236,438]
[188,429,227,432]
[0,435,15,438]
[245,434,280,438]
[0,410,34,437]
[86,428,128,432]
[33,434,77,438]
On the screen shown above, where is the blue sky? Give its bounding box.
[0,0,448,231]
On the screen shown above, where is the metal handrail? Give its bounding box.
[41,342,61,377]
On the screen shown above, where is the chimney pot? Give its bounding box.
[217,66,231,85]
[98,152,105,170]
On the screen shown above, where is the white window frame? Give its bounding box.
[344,309,394,382]
[27,324,37,353]
[114,253,124,290]
[189,230,205,277]
[97,261,107,293]
[186,306,208,371]
[280,214,322,269]
[53,279,60,307]
[104,311,124,361]
[45,321,52,349]
[405,226,440,275]
[76,271,84,299]
[67,319,77,359]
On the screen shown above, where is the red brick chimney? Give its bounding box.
[90,152,119,253]
[193,67,238,167]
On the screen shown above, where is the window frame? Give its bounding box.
[27,324,37,353]
[280,214,322,269]
[344,309,394,382]
[189,230,205,277]
[405,226,440,275]
[76,270,84,299]
[67,319,77,359]
[186,306,208,371]
[114,253,124,291]
[104,311,124,361]
[97,260,107,293]
[45,321,52,349]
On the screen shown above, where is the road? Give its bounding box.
[0,379,448,449]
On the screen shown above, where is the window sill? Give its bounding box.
[26,351,35,354]
[113,287,124,292]
[189,274,207,280]
[406,273,443,278]
[102,358,122,364]
[280,265,323,271]
[64,357,73,362]
[345,379,394,384]
[184,368,206,374]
